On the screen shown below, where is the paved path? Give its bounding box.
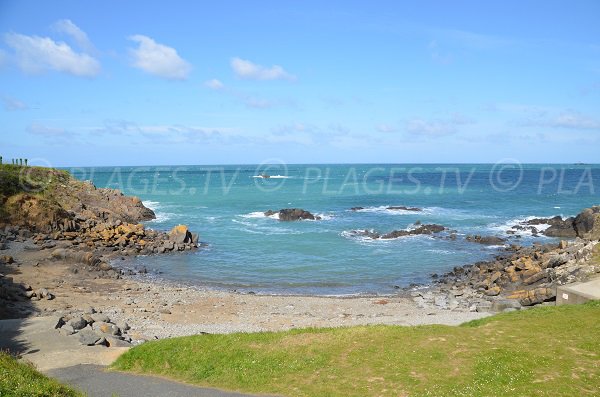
[0,317,266,397]
[47,364,260,397]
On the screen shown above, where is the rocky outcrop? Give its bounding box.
[265,208,321,221]
[386,206,422,212]
[513,206,600,239]
[574,206,600,240]
[1,169,156,233]
[465,235,506,245]
[347,224,445,240]
[433,239,599,308]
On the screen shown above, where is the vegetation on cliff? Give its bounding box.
[0,164,154,231]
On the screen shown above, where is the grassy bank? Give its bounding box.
[112,301,600,396]
[0,352,82,396]
[0,164,70,220]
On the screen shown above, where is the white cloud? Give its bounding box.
[205,78,224,90]
[2,96,28,111]
[551,112,600,130]
[52,19,95,53]
[27,123,68,136]
[405,114,473,138]
[4,32,100,77]
[243,96,273,109]
[230,57,295,81]
[517,109,600,130]
[376,123,397,133]
[128,35,191,80]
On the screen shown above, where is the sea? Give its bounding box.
[69,163,600,296]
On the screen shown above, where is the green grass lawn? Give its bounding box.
[0,352,83,396]
[112,301,600,397]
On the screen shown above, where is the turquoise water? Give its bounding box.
[70,164,600,295]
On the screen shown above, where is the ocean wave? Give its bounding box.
[142,200,161,210]
[142,200,175,223]
[147,212,175,223]
[239,211,280,220]
[315,213,334,221]
[252,175,292,179]
[231,218,303,235]
[488,216,553,236]
[351,205,428,215]
[340,229,432,243]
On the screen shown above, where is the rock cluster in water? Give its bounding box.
[512,206,600,239]
[348,224,446,240]
[264,208,321,221]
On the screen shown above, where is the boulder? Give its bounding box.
[105,335,132,348]
[484,286,501,296]
[573,206,600,240]
[91,313,110,323]
[168,225,193,244]
[68,316,87,331]
[78,329,102,346]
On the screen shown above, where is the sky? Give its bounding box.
[0,0,599,166]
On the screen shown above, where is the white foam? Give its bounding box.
[240,211,269,219]
[142,200,161,210]
[142,200,175,223]
[426,249,453,255]
[147,212,174,223]
[489,216,552,236]
[232,218,302,235]
[252,175,291,179]
[340,229,432,243]
[315,213,334,221]
[352,205,426,215]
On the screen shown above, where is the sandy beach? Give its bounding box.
[3,239,489,344]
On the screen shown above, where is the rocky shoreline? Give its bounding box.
[1,167,600,353]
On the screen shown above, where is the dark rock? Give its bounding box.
[105,335,132,348]
[381,224,445,239]
[573,206,600,240]
[78,329,101,346]
[350,207,364,211]
[68,316,87,331]
[268,208,319,221]
[386,206,422,212]
[466,235,506,245]
[544,218,577,238]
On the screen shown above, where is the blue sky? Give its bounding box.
[1,0,599,166]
